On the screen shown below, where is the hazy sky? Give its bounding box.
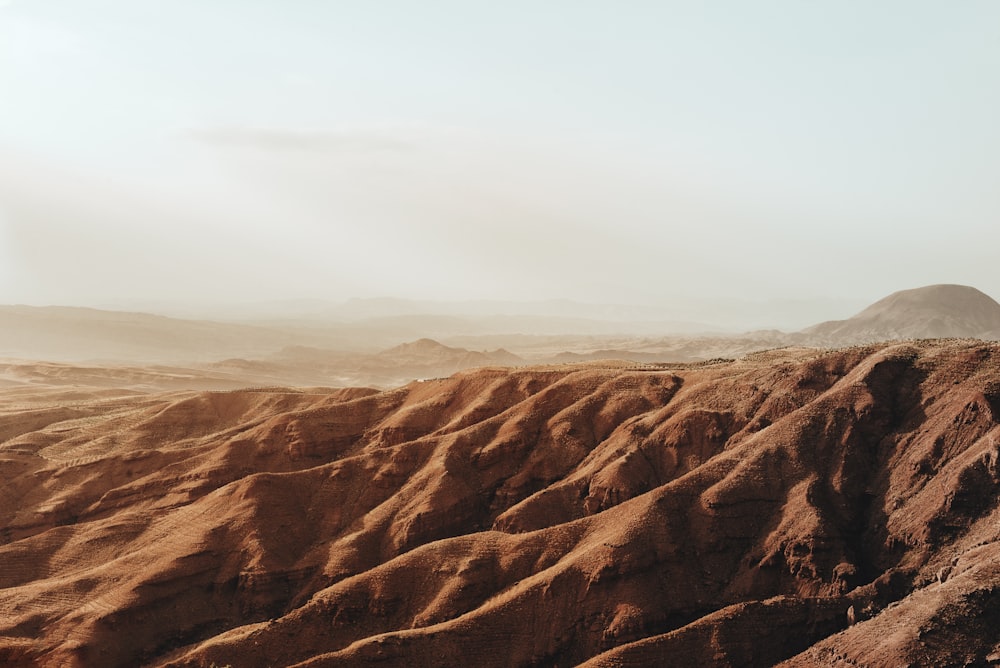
[1,1,999,323]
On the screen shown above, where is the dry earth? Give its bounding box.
[2,340,1000,666]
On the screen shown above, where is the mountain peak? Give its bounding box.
[806,284,1000,343]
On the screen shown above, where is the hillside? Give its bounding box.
[806,284,1000,344]
[2,341,1000,666]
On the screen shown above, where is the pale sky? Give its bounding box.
[1,1,998,325]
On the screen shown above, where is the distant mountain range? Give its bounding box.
[2,286,999,380]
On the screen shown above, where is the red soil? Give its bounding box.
[2,340,1000,666]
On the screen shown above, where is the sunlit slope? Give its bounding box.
[1,342,999,666]
[807,284,1000,344]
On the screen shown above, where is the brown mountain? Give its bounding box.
[2,341,1000,666]
[373,337,523,369]
[805,284,1000,344]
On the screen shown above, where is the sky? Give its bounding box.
[1,1,999,327]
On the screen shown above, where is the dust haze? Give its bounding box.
[6,5,1000,667]
[3,2,999,335]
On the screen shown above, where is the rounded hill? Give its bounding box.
[806,284,1000,344]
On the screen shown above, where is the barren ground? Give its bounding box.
[2,341,1000,666]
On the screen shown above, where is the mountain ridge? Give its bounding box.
[3,284,1000,385]
[2,340,1000,665]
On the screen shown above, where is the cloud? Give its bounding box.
[187,127,412,154]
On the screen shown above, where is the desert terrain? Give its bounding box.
[2,285,1000,666]
[4,285,998,390]
[4,0,998,663]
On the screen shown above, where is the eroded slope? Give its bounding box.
[1,341,999,666]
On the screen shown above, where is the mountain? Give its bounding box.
[805,284,1000,344]
[375,337,522,368]
[6,285,1000,380]
[0,305,719,367]
[2,340,1000,666]
[0,305,309,362]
